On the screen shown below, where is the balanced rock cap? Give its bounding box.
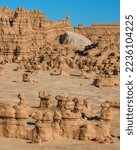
[55,95,67,101]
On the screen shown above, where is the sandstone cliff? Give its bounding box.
[0,6,72,59]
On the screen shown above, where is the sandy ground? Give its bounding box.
[0,137,120,150]
[0,63,120,150]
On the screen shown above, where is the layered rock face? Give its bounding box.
[0,6,72,61]
[74,23,120,44]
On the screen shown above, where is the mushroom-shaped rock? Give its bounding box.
[38,91,52,109]
[38,90,50,100]
[55,95,67,110]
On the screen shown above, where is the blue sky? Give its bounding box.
[0,0,120,26]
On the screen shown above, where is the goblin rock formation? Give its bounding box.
[38,91,53,110]
[80,101,120,143]
[0,6,120,144]
[0,6,120,87]
[0,92,120,144]
[0,95,29,139]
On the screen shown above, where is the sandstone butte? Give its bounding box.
[0,6,120,146]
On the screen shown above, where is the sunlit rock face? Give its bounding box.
[0,6,72,60]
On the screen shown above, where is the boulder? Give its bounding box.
[60,31,92,50]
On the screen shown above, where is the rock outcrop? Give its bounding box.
[0,7,120,87]
[0,6,73,62]
[0,95,29,139]
[0,91,119,144]
[38,91,53,110]
[59,31,92,50]
[79,101,120,143]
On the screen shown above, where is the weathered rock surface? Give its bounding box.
[0,6,120,149]
[0,7,120,87]
[59,31,92,50]
[0,6,72,61]
[0,91,120,144]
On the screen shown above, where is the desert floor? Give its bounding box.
[0,64,120,150]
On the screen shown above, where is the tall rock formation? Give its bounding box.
[0,6,73,60]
